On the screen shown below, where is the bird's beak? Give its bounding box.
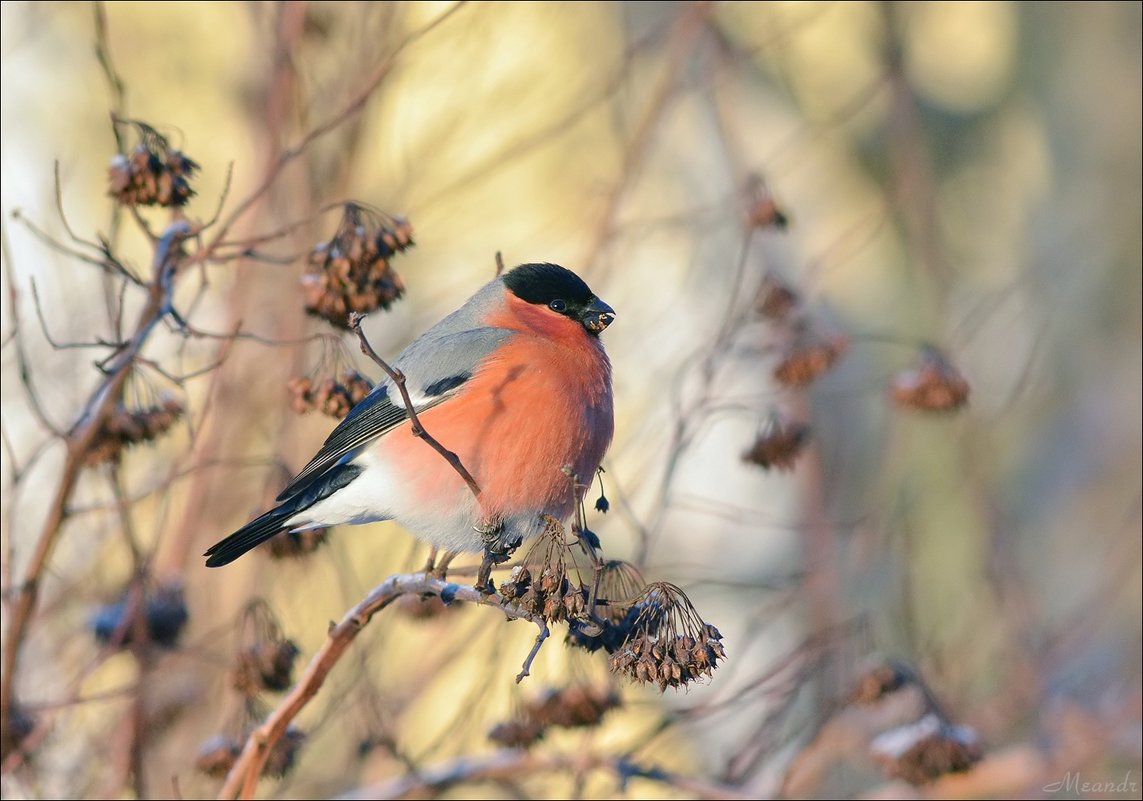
[582,297,615,333]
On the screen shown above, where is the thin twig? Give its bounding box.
[217,573,550,800]
[349,313,481,497]
[337,748,759,801]
[0,221,191,743]
[202,2,467,254]
[514,622,550,683]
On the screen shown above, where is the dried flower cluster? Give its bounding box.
[847,660,912,705]
[565,561,650,653]
[231,601,301,696]
[265,527,329,559]
[288,370,373,418]
[5,705,36,758]
[890,347,970,412]
[89,581,189,648]
[302,203,412,328]
[232,640,301,695]
[195,726,305,779]
[773,333,849,387]
[742,412,811,471]
[487,718,545,749]
[744,174,789,230]
[489,684,621,749]
[871,713,982,785]
[84,398,184,466]
[107,123,198,207]
[606,583,726,692]
[498,518,589,625]
[755,272,801,322]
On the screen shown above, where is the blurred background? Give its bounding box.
[1,2,1139,799]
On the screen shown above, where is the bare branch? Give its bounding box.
[218,573,550,800]
[0,221,191,737]
[338,748,759,801]
[350,313,482,498]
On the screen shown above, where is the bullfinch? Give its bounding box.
[204,263,615,567]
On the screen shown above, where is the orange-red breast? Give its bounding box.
[205,263,615,567]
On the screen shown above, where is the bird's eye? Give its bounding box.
[549,299,567,312]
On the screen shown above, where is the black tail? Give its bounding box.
[204,507,293,567]
[204,463,363,567]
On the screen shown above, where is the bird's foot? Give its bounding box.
[428,549,459,580]
[474,516,519,595]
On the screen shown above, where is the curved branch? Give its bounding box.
[217,573,548,800]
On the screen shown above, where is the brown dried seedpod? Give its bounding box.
[498,517,590,626]
[890,346,970,412]
[232,639,301,694]
[195,734,241,778]
[871,714,982,785]
[263,726,306,778]
[527,685,621,730]
[607,583,726,692]
[230,600,300,696]
[773,333,848,387]
[847,660,913,705]
[755,272,801,322]
[596,560,645,625]
[84,397,185,466]
[487,719,545,749]
[744,174,789,230]
[266,527,329,559]
[288,371,374,419]
[107,121,198,208]
[89,580,189,649]
[302,203,410,328]
[742,412,811,472]
[4,704,36,759]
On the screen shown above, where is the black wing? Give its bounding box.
[277,326,512,501]
[277,387,415,501]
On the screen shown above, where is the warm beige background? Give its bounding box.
[1,2,1139,798]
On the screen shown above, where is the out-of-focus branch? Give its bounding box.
[200,2,468,255]
[0,221,191,753]
[337,748,759,801]
[217,573,550,800]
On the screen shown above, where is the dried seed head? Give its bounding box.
[742,412,811,472]
[871,714,982,785]
[527,685,622,730]
[232,639,300,695]
[89,580,189,649]
[606,582,726,691]
[744,175,789,230]
[848,661,913,705]
[5,704,36,758]
[890,347,970,412]
[195,734,241,777]
[266,527,329,559]
[288,371,374,418]
[487,719,545,749]
[501,516,589,626]
[263,726,306,778]
[597,560,645,625]
[230,600,300,696]
[773,333,848,387]
[755,272,801,321]
[107,122,199,208]
[303,203,410,328]
[84,397,185,466]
